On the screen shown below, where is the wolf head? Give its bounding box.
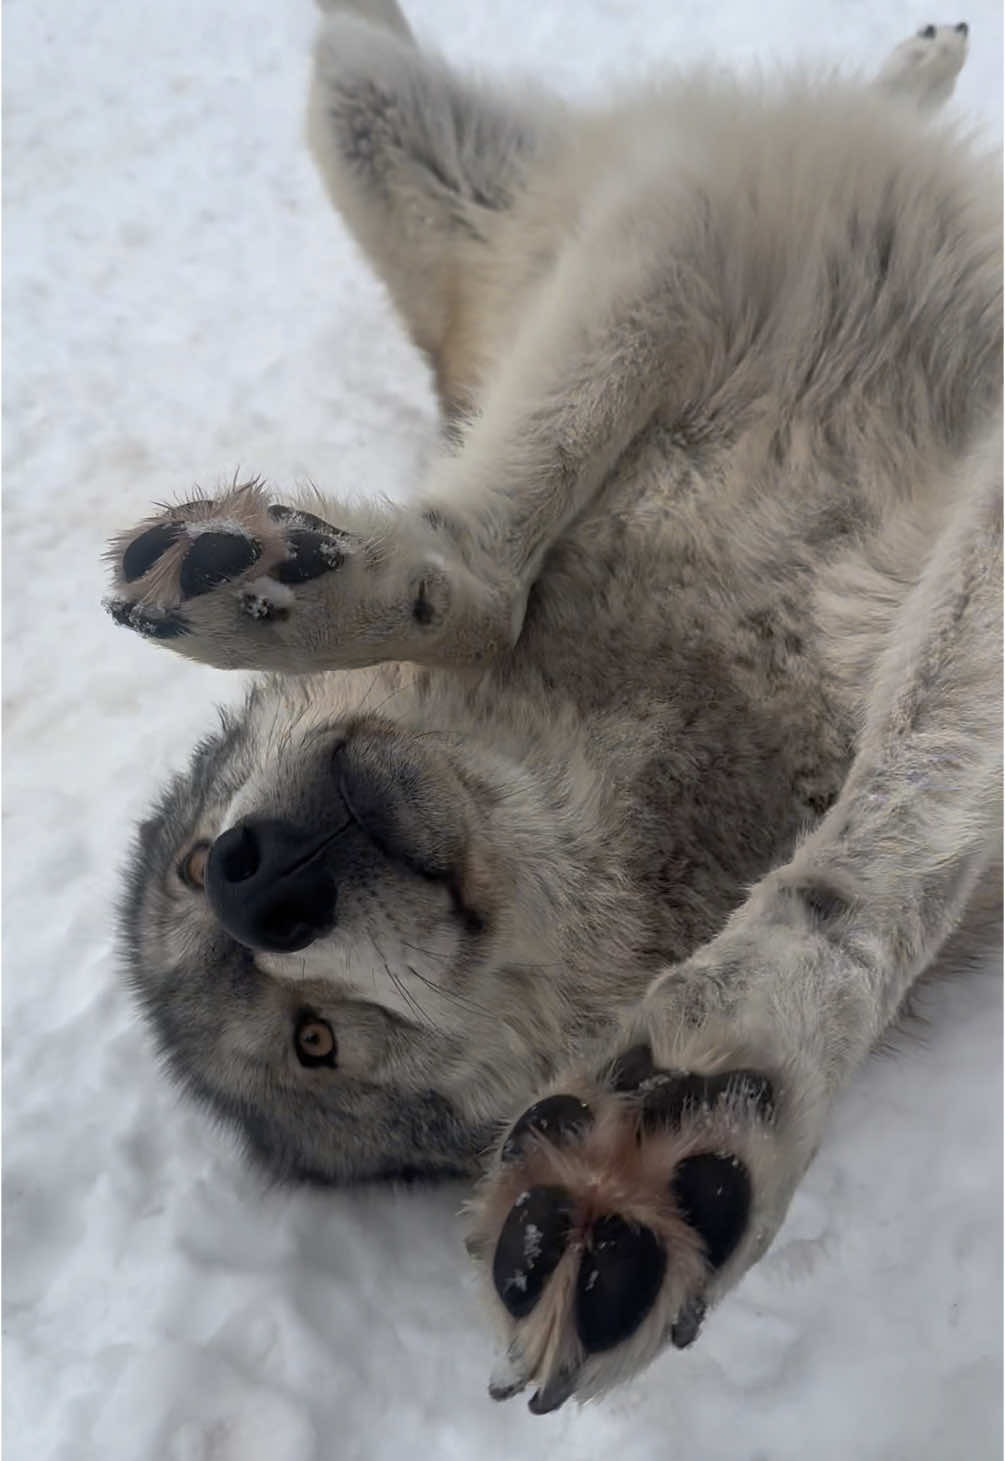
[121,667,650,1184]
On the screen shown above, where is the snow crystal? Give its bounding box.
[185,518,251,540]
[242,576,295,610]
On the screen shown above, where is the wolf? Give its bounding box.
[104,3,1001,1414]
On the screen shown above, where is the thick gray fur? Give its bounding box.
[109,2,1001,1407]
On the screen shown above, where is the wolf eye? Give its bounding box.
[294,1015,337,1068]
[919,23,937,38]
[178,841,210,890]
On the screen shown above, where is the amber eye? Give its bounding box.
[178,841,210,891]
[294,1015,337,1068]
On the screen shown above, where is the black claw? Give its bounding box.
[106,597,137,628]
[267,504,340,535]
[642,1068,774,1131]
[528,1368,579,1415]
[501,1094,594,1163]
[121,522,184,582]
[488,1374,526,1402]
[273,528,345,584]
[670,1295,707,1349]
[575,1216,666,1354]
[604,1042,658,1092]
[492,1186,575,1320]
[671,1153,751,1271]
[105,598,191,640]
[178,531,261,598]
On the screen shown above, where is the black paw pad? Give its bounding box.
[105,598,191,640]
[122,522,183,583]
[178,531,261,598]
[493,1186,575,1320]
[671,1153,751,1271]
[642,1069,774,1131]
[575,1216,666,1353]
[604,1042,657,1092]
[670,1295,707,1349]
[267,504,339,535]
[501,1095,593,1163]
[640,1072,711,1130]
[720,1070,774,1118]
[274,528,345,584]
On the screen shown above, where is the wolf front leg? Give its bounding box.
[466,428,1003,1411]
[105,182,714,673]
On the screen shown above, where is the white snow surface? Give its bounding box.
[4,1,1002,1457]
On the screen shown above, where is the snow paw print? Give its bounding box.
[466,1045,776,1414]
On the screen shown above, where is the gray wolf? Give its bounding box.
[104,5,1000,1412]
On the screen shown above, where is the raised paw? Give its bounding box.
[105,480,517,673]
[875,21,970,113]
[466,1047,778,1413]
[105,484,354,649]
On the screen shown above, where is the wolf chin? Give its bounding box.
[105,4,1000,1413]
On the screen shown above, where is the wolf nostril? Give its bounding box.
[260,900,320,952]
[205,818,337,953]
[214,823,261,883]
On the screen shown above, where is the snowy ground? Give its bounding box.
[4,1,1002,1457]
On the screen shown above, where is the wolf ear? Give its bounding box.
[306,9,542,415]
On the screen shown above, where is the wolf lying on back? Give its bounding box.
[106,4,1001,1413]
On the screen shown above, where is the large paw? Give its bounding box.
[105,480,517,672]
[105,482,353,649]
[465,1045,779,1413]
[875,21,970,112]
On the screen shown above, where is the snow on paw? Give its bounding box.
[103,482,354,656]
[465,1050,776,1413]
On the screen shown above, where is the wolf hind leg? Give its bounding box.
[874,21,970,113]
[307,3,553,416]
[465,420,1003,1411]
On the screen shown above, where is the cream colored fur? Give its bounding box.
[107,3,1001,1411]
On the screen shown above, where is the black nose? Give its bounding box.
[205,818,337,953]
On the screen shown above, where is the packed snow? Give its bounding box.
[4,0,1002,1457]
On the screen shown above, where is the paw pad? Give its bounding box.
[671,1152,751,1270]
[121,522,184,583]
[575,1215,666,1353]
[492,1185,575,1319]
[473,1058,777,1408]
[273,527,346,584]
[641,1067,774,1131]
[178,530,262,598]
[501,1094,594,1163]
